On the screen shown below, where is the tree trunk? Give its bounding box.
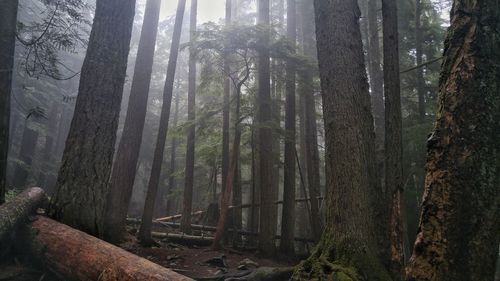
[299,0,322,242]
[180,0,198,235]
[280,0,297,256]
[0,0,18,204]
[24,216,193,281]
[414,0,425,121]
[293,0,391,279]
[0,187,46,242]
[48,0,136,236]
[137,0,187,244]
[257,0,276,257]
[367,0,385,182]
[221,0,231,200]
[103,0,161,243]
[406,1,500,280]
[166,90,180,216]
[382,0,404,277]
[12,125,39,188]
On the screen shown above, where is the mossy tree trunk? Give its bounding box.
[405,0,500,280]
[292,0,392,279]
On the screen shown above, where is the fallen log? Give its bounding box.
[25,216,193,281]
[151,231,214,246]
[156,210,205,222]
[127,218,315,243]
[0,187,47,241]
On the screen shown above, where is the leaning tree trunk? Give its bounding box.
[0,0,18,204]
[405,0,500,280]
[221,0,231,202]
[280,0,297,256]
[103,0,162,243]
[166,90,180,216]
[180,0,198,235]
[293,0,391,279]
[48,0,136,236]
[257,0,277,257]
[138,0,187,244]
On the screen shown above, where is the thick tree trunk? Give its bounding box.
[280,0,297,256]
[293,0,391,279]
[257,0,276,257]
[382,0,405,277]
[0,187,46,242]
[299,0,322,242]
[103,0,161,243]
[405,1,500,280]
[48,0,136,236]
[414,0,425,121]
[138,0,186,244]
[13,126,39,188]
[0,0,18,204]
[180,0,198,235]
[25,216,193,281]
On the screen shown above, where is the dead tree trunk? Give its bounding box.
[0,187,46,242]
[25,216,193,281]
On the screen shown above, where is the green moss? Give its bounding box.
[292,237,392,281]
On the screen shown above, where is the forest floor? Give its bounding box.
[0,230,297,281]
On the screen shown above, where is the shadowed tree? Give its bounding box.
[257,0,277,257]
[406,0,500,280]
[48,0,136,236]
[280,0,297,255]
[138,0,187,244]
[103,0,162,243]
[0,0,18,204]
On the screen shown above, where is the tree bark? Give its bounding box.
[293,0,391,279]
[405,1,500,280]
[257,0,276,257]
[180,0,198,235]
[382,0,405,277]
[0,0,18,204]
[298,0,322,242]
[138,0,187,244]
[103,0,162,243]
[280,0,297,256]
[0,187,46,242]
[48,0,136,236]
[367,0,385,183]
[24,216,193,281]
